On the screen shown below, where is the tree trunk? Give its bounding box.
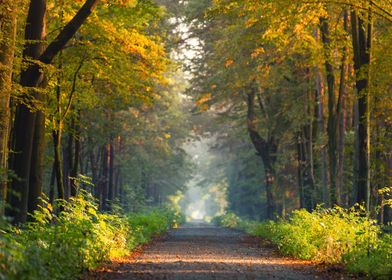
[49,160,55,205]
[70,111,81,196]
[303,126,316,211]
[114,168,120,198]
[320,16,338,206]
[264,167,276,219]
[351,6,372,208]
[246,84,277,220]
[7,0,100,223]
[302,84,317,211]
[352,99,360,204]
[63,135,71,199]
[90,149,99,197]
[52,129,64,200]
[101,144,110,211]
[384,153,392,224]
[315,68,328,205]
[6,0,47,224]
[0,0,17,214]
[108,142,114,202]
[336,10,348,206]
[28,110,46,215]
[297,134,305,209]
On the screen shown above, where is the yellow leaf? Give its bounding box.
[225,59,234,68]
[245,18,258,28]
[196,93,212,106]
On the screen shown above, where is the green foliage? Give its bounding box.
[344,233,392,278]
[126,208,182,248]
[0,192,179,280]
[215,207,392,278]
[212,212,241,228]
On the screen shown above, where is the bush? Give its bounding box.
[212,212,241,228]
[344,232,392,278]
[214,207,392,279]
[126,208,178,248]
[0,192,179,280]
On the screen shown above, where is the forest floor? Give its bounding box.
[87,222,358,280]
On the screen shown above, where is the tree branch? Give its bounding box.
[61,54,87,121]
[302,0,392,22]
[39,0,100,64]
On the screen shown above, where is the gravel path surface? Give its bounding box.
[89,222,349,280]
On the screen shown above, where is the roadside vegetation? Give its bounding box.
[214,210,392,279]
[0,191,182,280]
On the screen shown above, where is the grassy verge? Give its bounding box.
[0,192,183,280]
[213,208,392,279]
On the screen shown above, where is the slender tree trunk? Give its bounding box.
[90,149,98,196]
[303,129,315,210]
[63,135,71,199]
[52,129,64,200]
[49,160,56,205]
[51,72,65,200]
[336,10,348,206]
[0,0,17,213]
[320,16,338,205]
[101,144,109,211]
[351,6,372,208]
[302,84,316,210]
[374,120,382,218]
[384,153,392,223]
[316,69,328,205]
[352,99,360,203]
[297,134,305,209]
[141,161,148,197]
[114,168,120,198]
[336,83,346,205]
[306,87,316,199]
[108,142,114,202]
[118,176,124,205]
[113,136,121,198]
[70,111,81,196]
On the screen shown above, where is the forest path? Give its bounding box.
[88,222,346,280]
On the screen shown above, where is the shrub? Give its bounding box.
[126,208,175,248]
[214,207,392,279]
[212,212,241,228]
[344,232,392,279]
[0,192,179,280]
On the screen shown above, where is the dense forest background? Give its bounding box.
[181,0,392,222]
[0,0,391,225]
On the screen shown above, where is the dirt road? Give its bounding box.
[90,222,349,280]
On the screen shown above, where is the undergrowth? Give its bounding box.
[0,191,182,280]
[214,207,392,279]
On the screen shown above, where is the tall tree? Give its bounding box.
[0,0,17,214]
[7,0,100,223]
[320,15,339,205]
[246,85,278,219]
[351,4,372,208]
[7,0,47,223]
